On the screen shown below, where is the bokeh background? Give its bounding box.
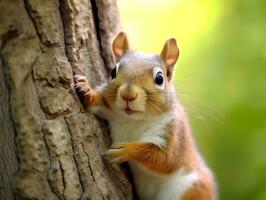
[116,0,266,200]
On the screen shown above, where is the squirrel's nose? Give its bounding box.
[121,93,137,102]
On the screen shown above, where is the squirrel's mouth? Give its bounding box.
[124,107,139,115]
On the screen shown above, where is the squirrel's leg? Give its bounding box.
[74,75,103,108]
[105,141,178,174]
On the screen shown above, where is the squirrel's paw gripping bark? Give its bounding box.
[105,142,131,164]
[74,75,91,108]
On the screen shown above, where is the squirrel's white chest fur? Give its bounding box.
[109,111,174,146]
[108,112,198,200]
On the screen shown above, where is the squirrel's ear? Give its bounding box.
[112,32,130,60]
[160,38,179,80]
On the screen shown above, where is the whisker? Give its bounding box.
[182,99,224,125]
[182,104,207,121]
[147,101,163,114]
[178,92,224,117]
[146,88,223,126]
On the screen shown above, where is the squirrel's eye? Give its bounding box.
[155,72,164,85]
[111,67,116,79]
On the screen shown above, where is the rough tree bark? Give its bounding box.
[0,0,133,199]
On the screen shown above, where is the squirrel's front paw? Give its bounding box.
[74,75,91,107]
[105,142,130,164]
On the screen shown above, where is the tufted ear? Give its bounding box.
[112,32,130,60]
[160,38,179,80]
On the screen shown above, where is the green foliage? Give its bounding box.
[177,1,266,199]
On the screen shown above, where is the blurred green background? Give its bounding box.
[117,0,266,199]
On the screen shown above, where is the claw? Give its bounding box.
[104,142,129,164]
[73,75,87,83]
[74,83,82,88]
[77,77,87,82]
[84,91,90,96]
[111,142,128,149]
[105,148,124,157]
[109,156,125,164]
[74,74,92,108]
[110,146,123,150]
[74,81,90,94]
[105,150,125,164]
[79,87,89,93]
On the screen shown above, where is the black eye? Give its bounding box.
[155,72,164,85]
[111,67,116,79]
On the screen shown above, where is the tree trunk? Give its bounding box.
[0,0,133,199]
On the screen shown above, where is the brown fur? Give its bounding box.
[183,169,216,200]
[74,32,216,200]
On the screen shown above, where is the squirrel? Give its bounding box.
[74,32,216,200]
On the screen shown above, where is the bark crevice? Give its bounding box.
[64,117,85,194]
[90,0,105,68]
[0,53,18,200]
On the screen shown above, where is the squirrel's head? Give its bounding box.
[104,32,179,120]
